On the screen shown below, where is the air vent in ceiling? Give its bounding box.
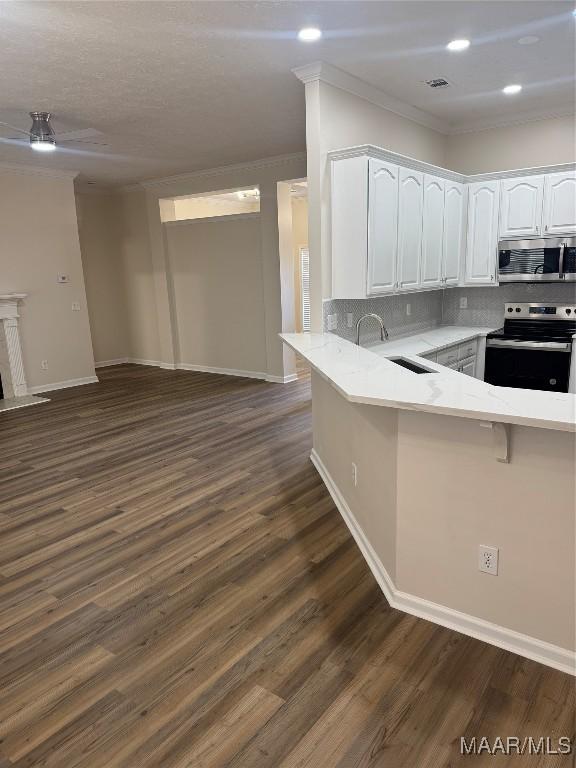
[425,77,452,89]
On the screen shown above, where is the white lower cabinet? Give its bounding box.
[436,339,478,377]
[459,357,477,377]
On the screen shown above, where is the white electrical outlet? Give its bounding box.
[72,302,81,311]
[478,544,499,575]
[41,360,48,370]
[346,313,354,328]
[327,313,338,331]
[351,462,358,487]
[459,296,468,309]
[406,303,411,316]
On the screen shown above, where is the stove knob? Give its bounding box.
[566,308,572,315]
[515,307,521,312]
[507,307,513,313]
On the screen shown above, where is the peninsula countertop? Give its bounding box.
[281,330,576,433]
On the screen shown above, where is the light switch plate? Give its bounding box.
[57,274,70,283]
[459,297,468,309]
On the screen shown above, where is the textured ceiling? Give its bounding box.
[0,1,573,185]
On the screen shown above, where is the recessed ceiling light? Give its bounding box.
[518,35,540,45]
[446,39,470,52]
[502,84,522,95]
[298,27,322,42]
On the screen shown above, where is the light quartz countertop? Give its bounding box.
[364,325,495,358]
[281,328,576,433]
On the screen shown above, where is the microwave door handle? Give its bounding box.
[559,242,566,278]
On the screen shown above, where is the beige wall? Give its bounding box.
[311,371,575,653]
[291,196,308,333]
[312,372,398,579]
[0,168,95,391]
[446,115,576,174]
[396,410,575,650]
[76,188,160,365]
[117,189,160,363]
[164,215,267,374]
[77,193,129,363]
[142,154,307,380]
[303,80,447,328]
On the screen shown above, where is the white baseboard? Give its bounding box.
[95,358,129,368]
[177,362,267,380]
[28,375,99,395]
[310,449,575,676]
[95,358,298,383]
[128,358,177,370]
[266,373,299,384]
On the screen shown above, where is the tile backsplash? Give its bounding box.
[441,283,576,327]
[324,283,576,341]
[323,291,443,344]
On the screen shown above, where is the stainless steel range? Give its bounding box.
[485,303,576,393]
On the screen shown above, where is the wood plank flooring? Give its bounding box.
[0,365,574,767]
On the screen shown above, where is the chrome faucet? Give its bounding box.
[356,313,389,345]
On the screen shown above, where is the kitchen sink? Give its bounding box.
[388,357,434,374]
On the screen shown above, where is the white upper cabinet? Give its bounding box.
[331,155,369,299]
[329,148,575,299]
[465,181,499,285]
[367,159,399,295]
[499,176,544,239]
[543,171,576,235]
[420,175,445,289]
[442,181,466,285]
[397,169,423,290]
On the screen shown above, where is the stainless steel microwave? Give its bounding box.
[498,236,576,282]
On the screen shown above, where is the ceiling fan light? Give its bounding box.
[31,137,56,152]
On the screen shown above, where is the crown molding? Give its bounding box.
[328,144,467,183]
[0,161,79,180]
[447,108,576,135]
[328,143,575,184]
[292,61,448,135]
[138,152,307,191]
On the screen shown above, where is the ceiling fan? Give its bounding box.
[0,111,108,153]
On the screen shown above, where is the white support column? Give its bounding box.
[3,318,27,396]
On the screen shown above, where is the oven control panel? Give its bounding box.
[504,303,576,319]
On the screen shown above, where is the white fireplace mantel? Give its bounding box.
[0,294,28,397]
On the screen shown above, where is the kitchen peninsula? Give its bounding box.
[281,330,575,675]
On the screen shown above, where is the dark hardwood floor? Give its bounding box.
[0,365,573,767]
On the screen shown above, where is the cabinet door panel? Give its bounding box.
[499,176,544,238]
[367,159,399,294]
[442,181,465,285]
[331,156,369,299]
[421,175,444,288]
[544,171,576,235]
[465,181,499,285]
[460,357,477,377]
[397,168,423,290]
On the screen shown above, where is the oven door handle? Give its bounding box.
[486,339,572,352]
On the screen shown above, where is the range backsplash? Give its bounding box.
[323,283,576,342]
[441,283,576,327]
